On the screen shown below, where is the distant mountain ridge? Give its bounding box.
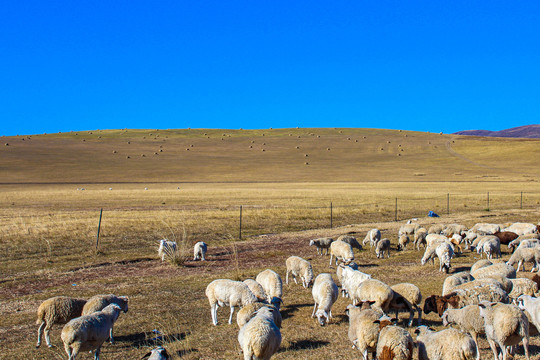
[454,124,540,138]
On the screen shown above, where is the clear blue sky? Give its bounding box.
[1,1,539,136]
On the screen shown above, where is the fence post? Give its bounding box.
[447,193,450,215]
[330,202,333,229]
[395,197,398,221]
[521,192,523,209]
[239,205,243,240]
[95,208,103,252]
[487,192,490,211]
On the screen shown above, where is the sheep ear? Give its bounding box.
[373,320,381,324]
[478,304,486,308]
[141,352,151,359]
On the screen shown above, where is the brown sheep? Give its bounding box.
[493,231,519,245]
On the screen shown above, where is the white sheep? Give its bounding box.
[428,224,444,234]
[236,302,282,329]
[285,255,314,288]
[346,304,385,360]
[421,242,454,273]
[517,295,540,337]
[389,283,422,326]
[399,223,418,237]
[158,239,177,261]
[471,223,500,235]
[336,261,359,288]
[481,237,501,259]
[473,235,498,254]
[142,347,170,360]
[255,269,283,309]
[414,227,428,250]
[443,224,468,237]
[238,306,281,360]
[375,238,391,258]
[309,237,334,255]
[36,296,87,348]
[471,262,516,280]
[470,259,492,273]
[339,264,371,301]
[508,278,539,300]
[193,241,207,261]
[397,235,409,251]
[478,301,530,360]
[506,246,540,272]
[205,279,257,325]
[81,294,129,344]
[243,279,268,303]
[441,305,484,360]
[442,272,474,296]
[61,303,123,360]
[375,321,414,360]
[415,326,477,360]
[363,229,381,248]
[503,222,538,236]
[311,273,339,326]
[337,234,363,250]
[354,279,394,312]
[329,240,354,266]
[508,234,540,253]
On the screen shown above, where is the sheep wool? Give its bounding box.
[441,305,484,360]
[193,241,207,261]
[243,279,268,303]
[347,305,385,360]
[390,283,422,326]
[256,269,283,309]
[354,279,394,312]
[376,324,414,360]
[36,296,87,348]
[415,326,477,360]
[329,240,354,266]
[238,306,281,360]
[206,279,257,326]
[363,229,381,247]
[311,273,339,326]
[237,302,282,329]
[285,256,314,288]
[309,237,334,255]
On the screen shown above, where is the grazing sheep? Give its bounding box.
[81,294,129,344]
[142,347,170,360]
[336,261,359,288]
[193,241,207,261]
[346,304,385,360]
[472,235,498,253]
[237,302,282,329]
[354,279,394,312]
[414,227,428,250]
[205,279,257,325]
[428,224,444,234]
[311,273,339,326]
[471,223,500,235]
[243,279,268,303]
[397,235,409,251]
[256,269,283,309]
[329,240,354,266]
[61,303,123,360]
[376,321,414,360]
[363,229,381,248]
[389,283,422,326]
[285,256,314,288]
[462,230,478,249]
[493,231,519,246]
[339,264,372,301]
[508,278,539,300]
[481,237,501,259]
[36,296,87,348]
[470,259,492,273]
[338,234,363,250]
[517,295,540,337]
[309,237,334,255]
[478,301,530,360]
[399,224,418,237]
[443,224,468,237]
[442,272,474,296]
[238,306,281,360]
[471,262,516,280]
[503,222,538,236]
[509,234,540,253]
[506,246,540,272]
[375,238,391,258]
[158,239,177,261]
[441,305,484,360]
[421,242,454,273]
[425,233,450,248]
[415,326,477,360]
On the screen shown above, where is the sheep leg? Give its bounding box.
[522,335,530,360]
[329,254,333,266]
[109,326,114,344]
[70,342,81,360]
[471,332,480,360]
[36,321,45,347]
[64,343,72,360]
[210,303,218,325]
[293,275,298,285]
[44,323,53,348]
[311,303,318,318]
[486,337,499,360]
[94,345,101,360]
[228,306,235,325]
[286,271,289,284]
[517,261,523,272]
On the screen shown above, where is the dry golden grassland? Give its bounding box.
[1,129,540,359]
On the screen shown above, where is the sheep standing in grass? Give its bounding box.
[421,242,454,273]
[158,239,177,261]
[256,269,283,309]
[309,237,334,255]
[336,261,359,289]
[193,241,207,261]
[517,295,540,336]
[397,235,409,251]
[471,223,500,235]
[506,246,540,272]
[441,305,484,360]
[237,302,282,329]
[339,265,371,301]
[285,256,314,288]
[205,279,257,325]
[338,234,363,250]
[481,237,501,259]
[363,229,381,248]
[399,224,418,237]
[478,301,530,360]
[61,303,123,360]
[471,262,516,280]
[311,273,339,326]
[346,304,385,360]
[36,296,87,348]
[81,294,129,344]
[243,279,268,303]
[428,224,444,234]
[375,320,414,360]
[375,238,391,258]
[508,234,540,253]
[414,227,428,250]
[503,222,538,236]
[238,306,281,360]
[415,326,477,360]
[354,279,394,312]
[329,240,354,266]
[389,283,422,326]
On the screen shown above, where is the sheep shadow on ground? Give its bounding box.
[115,332,187,348]
[281,303,312,320]
[450,266,470,273]
[332,313,348,324]
[284,339,330,351]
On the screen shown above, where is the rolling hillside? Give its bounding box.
[454,124,540,138]
[1,128,539,183]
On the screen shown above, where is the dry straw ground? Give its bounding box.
[1,128,540,359]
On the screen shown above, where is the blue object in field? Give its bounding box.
[428,211,439,217]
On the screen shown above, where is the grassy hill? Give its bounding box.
[1,128,539,183]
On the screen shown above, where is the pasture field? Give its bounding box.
[1,128,540,359]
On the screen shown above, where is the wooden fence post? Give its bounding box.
[96,208,103,252]
[239,205,243,240]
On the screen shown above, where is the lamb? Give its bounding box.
[81,294,129,344]
[441,305,485,360]
[414,227,428,250]
[337,234,363,250]
[481,237,501,259]
[158,239,177,261]
[428,224,444,234]
[376,321,414,360]
[309,237,334,255]
[205,279,257,325]
[243,279,268,303]
[471,262,516,280]
[236,302,282,329]
[36,296,87,348]
[256,269,283,309]
[389,283,422,326]
[506,246,540,272]
[142,347,170,360]
[471,223,500,235]
[193,241,207,261]
[478,301,530,360]
[397,235,409,251]
[375,238,391,258]
[238,306,281,360]
[61,303,123,360]
[415,326,477,360]
[363,229,381,248]
[508,278,539,300]
[470,259,492,273]
[285,256,314,288]
[503,222,538,236]
[442,272,474,296]
[346,304,385,360]
[329,240,354,266]
[353,279,394,312]
[517,295,540,337]
[493,231,519,246]
[311,273,339,326]
[339,264,372,301]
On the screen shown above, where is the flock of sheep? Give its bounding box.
[33,219,540,359]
